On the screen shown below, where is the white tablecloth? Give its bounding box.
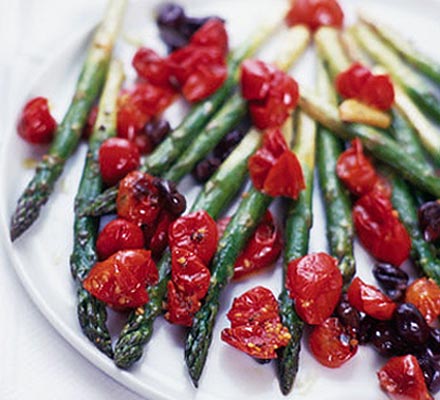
[0,1,144,398]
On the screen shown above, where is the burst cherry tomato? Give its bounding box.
[405,278,440,325]
[165,280,200,327]
[83,249,158,309]
[234,211,282,279]
[99,137,140,186]
[96,218,145,260]
[309,317,358,368]
[336,63,372,100]
[17,96,57,144]
[336,138,379,196]
[285,0,344,31]
[353,189,411,266]
[190,18,228,54]
[378,355,433,400]
[248,128,305,199]
[168,210,218,264]
[132,47,173,86]
[149,210,175,257]
[240,59,274,101]
[117,92,150,140]
[347,277,396,320]
[286,252,342,325]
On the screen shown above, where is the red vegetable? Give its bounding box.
[309,317,358,368]
[132,47,173,87]
[96,218,145,260]
[240,59,274,101]
[285,0,344,31]
[353,189,411,266]
[149,210,174,257]
[17,97,57,144]
[117,92,150,141]
[168,210,218,264]
[377,355,433,400]
[234,211,282,279]
[405,278,440,325]
[248,128,305,199]
[98,137,140,186]
[83,249,158,309]
[347,277,396,320]
[165,280,200,327]
[336,138,379,196]
[286,252,342,325]
[190,18,228,55]
[336,63,372,100]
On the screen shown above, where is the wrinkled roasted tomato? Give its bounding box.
[165,280,201,327]
[405,278,440,325]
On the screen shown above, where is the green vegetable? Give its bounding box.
[10,0,127,240]
[70,60,125,358]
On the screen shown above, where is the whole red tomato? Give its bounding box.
[83,249,158,309]
[99,137,140,186]
[286,252,342,325]
[347,277,396,320]
[405,278,440,325]
[17,96,57,144]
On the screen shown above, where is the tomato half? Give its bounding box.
[190,18,228,55]
[83,249,158,309]
[165,280,200,327]
[240,59,274,101]
[286,252,342,325]
[353,190,411,266]
[132,47,173,87]
[336,63,372,100]
[17,96,57,144]
[149,210,175,257]
[405,278,440,325]
[361,74,395,111]
[347,277,396,320]
[96,218,145,260]
[309,317,358,368]
[336,138,379,196]
[377,355,433,400]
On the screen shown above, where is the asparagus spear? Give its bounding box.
[163,26,311,183]
[351,23,440,124]
[113,129,262,368]
[70,60,125,357]
[78,19,282,217]
[277,109,317,394]
[10,0,127,241]
[359,12,440,86]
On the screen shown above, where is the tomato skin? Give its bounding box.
[149,210,174,257]
[405,278,440,325]
[165,280,200,327]
[248,128,305,199]
[83,249,158,309]
[377,355,433,400]
[286,253,343,325]
[190,19,228,54]
[285,0,344,31]
[309,317,358,368]
[240,59,273,101]
[17,97,57,144]
[96,218,145,260]
[168,210,218,264]
[132,47,173,87]
[117,93,150,141]
[361,74,395,111]
[336,63,372,100]
[99,137,140,186]
[234,211,282,279]
[336,138,379,196]
[347,277,396,320]
[353,190,411,266]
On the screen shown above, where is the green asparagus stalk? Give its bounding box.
[163,26,311,183]
[277,110,316,395]
[351,23,440,124]
[359,12,440,86]
[113,129,262,368]
[70,60,124,357]
[10,0,127,241]
[78,19,283,217]
[298,90,440,198]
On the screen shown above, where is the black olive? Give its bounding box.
[417,348,440,393]
[370,321,408,357]
[429,328,440,355]
[358,315,376,345]
[145,119,171,147]
[335,294,360,338]
[394,303,430,346]
[156,3,185,29]
[213,128,247,160]
[418,200,440,242]
[373,263,408,301]
[192,156,222,183]
[167,191,186,216]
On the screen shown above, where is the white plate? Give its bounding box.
[2,0,440,399]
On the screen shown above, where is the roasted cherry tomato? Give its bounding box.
[285,0,344,31]
[83,249,158,309]
[347,277,396,320]
[117,92,150,140]
[405,278,440,325]
[377,355,433,400]
[286,252,342,325]
[190,18,228,54]
[17,96,57,144]
[82,105,98,140]
[165,280,200,327]
[168,210,218,264]
[171,247,211,299]
[226,286,280,328]
[249,128,305,199]
[309,317,358,368]
[240,59,274,101]
[234,211,282,279]
[361,74,395,111]
[353,189,411,266]
[149,210,174,257]
[336,63,372,100]
[96,218,145,260]
[336,138,379,196]
[99,137,140,186]
[132,47,173,87]
[116,171,162,227]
